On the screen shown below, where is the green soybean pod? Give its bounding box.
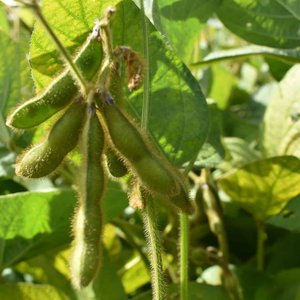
[15,100,86,178]
[105,148,128,178]
[165,177,194,214]
[70,105,106,289]
[97,98,179,196]
[7,36,103,129]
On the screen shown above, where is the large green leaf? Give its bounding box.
[30,0,209,166]
[132,0,221,63]
[217,0,300,48]
[0,189,75,269]
[262,65,300,158]
[0,182,127,269]
[0,283,68,300]
[218,156,300,220]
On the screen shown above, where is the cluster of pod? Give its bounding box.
[7,26,193,289]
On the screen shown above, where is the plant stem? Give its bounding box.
[139,2,165,299]
[202,169,229,263]
[179,213,189,300]
[140,0,150,129]
[31,2,88,96]
[179,155,198,300]
[142,197,165,300]
[256,220,266,272]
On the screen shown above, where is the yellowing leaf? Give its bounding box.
[219,156,300,220]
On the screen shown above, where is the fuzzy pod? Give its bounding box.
[15,100,87,178]
[97,99,179,196]
[70,105,106,289]
[7,37,103,129]
[105,148,128,178]
[165,176,194,214]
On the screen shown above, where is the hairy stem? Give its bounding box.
[142,197,165,300]
[140,1,165,299]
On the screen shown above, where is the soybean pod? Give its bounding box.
[105,148,128,178]
[97,96,179,197]
[70,104,106,289]
[16,99,86,178]
[7,36,103,129]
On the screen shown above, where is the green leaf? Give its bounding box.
[219,137,261,172]
[0,189,75,269]
[208,64,237,109]
[266,233,300,272]
[92,249,128,300]
[262,65,300,157]
[114,2,208,165]
[274,268,300,299]
[194,103,225,168]
[268,195,300,232]
[217,0,300,48]
[0,182,127,269]
[0,3,9,35]
[15,248,77,299]
[132,0,221,63]
[0,283,68,300]
[30,0,209,166]
[121,252,150,294]
[0,29,33,117]
[218,156,300,220]
[193,45,300,66]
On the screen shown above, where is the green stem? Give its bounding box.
[31,2,88,96]
[179,155,198,300]
[179,213,189,300]
[142,197,165,300]
[256,220,266,272]
[140,0,150,129]
[139,2,165,298]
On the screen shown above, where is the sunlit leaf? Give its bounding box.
[219,156,300,220]
[0,182,127,269]
[262,65,300,158]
